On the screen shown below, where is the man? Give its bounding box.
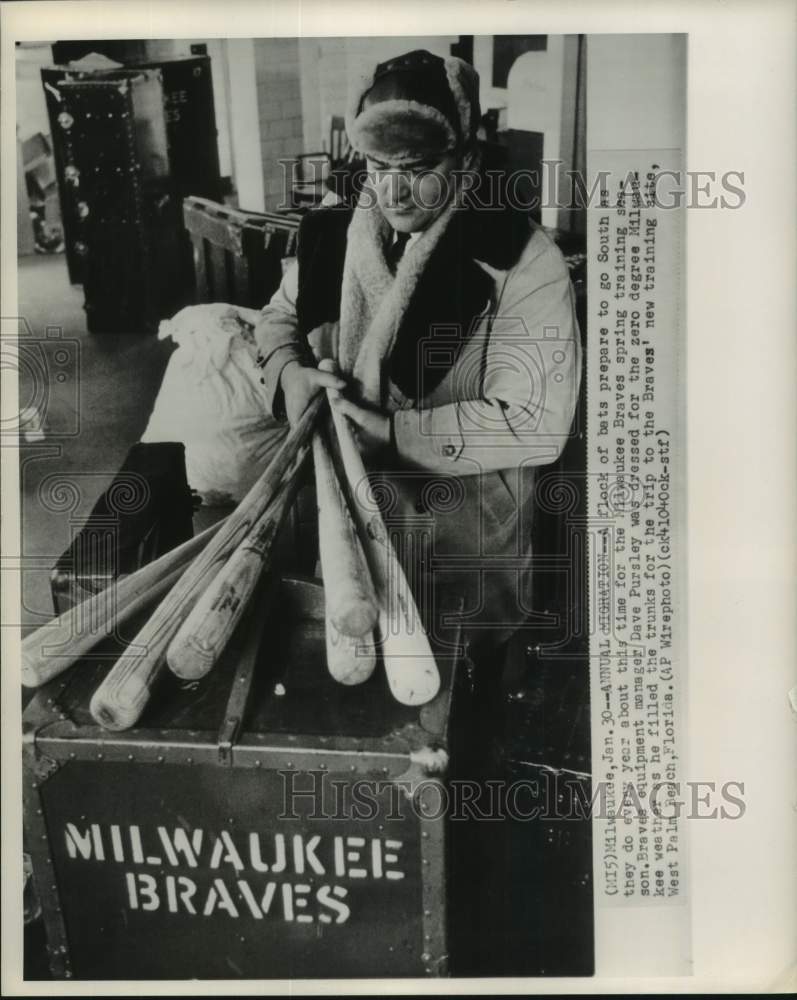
[254,48,581,671]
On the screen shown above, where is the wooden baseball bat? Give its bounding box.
[312,425,378,639]
[323,381,440,706]
[89,395,324,731]
[325,617,377,685]
[21,520,225,688]
[166,456,304,679]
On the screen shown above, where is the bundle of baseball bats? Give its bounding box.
[22,381,440,730]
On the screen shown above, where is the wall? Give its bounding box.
[506,35,582,230]
[253,37,303,210]
[16,42,53,143]
[473,35,508,115]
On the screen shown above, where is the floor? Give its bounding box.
[16,252,174,634]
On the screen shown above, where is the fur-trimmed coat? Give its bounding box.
[253,203,582,651]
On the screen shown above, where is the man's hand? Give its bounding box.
[332,396,391,459]
[280,360,345,426]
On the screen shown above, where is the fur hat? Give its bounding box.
[346,49,481,165]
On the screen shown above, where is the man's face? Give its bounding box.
[366,152,459,232]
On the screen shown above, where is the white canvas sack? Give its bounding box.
[142,303,286,506]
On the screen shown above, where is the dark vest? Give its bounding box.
[295,170,532,399]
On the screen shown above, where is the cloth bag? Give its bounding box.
[142,303,287,506]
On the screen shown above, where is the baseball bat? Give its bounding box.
[312,425,378,638]
[21,520,225,688]
[322,376,440,706]
[89,395,324,731]
[166,456,304,679]
[325,617,377,685]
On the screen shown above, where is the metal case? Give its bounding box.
[23,576,469,980]
[49,443,195,616]
[45,56,221,213]
[183,196,301,310]
[41,56,222,328]
[41,68,178,332]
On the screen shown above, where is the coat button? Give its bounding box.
[442,444,456,458]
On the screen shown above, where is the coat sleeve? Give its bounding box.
[392,232,582,475]
[252,259,312,420]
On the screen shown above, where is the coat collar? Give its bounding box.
[295,167,533,397]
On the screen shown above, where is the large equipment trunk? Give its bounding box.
[23,575,471,980]
[41,56,221,332]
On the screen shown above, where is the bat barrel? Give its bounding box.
[20,521,224,689]
[324,388,441,706]
[166,453,306,680]
[88,395,325,730]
